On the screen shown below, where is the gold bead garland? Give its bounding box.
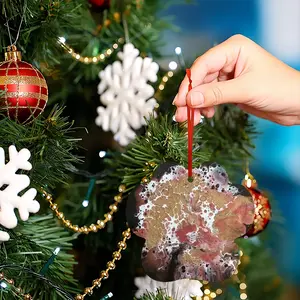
[59,38,125,65]
[75,228,131,300]
[0,272,32,300]
[42,184,126,234]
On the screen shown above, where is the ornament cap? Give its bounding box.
[243,172,257,189]
[5,45,22,61]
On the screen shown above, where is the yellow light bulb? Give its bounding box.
[204,289,211,295]
[240,283,247,290]
[216,289,223,295]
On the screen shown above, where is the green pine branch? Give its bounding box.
[116,114,210,189]
[0,214,79,300]
[0,106,81,191]
[47,0,174,90]
[111,107,256,190]
[201,105,257,178]
[0,0,89,68]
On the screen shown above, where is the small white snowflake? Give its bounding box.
[0,145,40,241]
[134,276,203,300]
[96,43,159,146]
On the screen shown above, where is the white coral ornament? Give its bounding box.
[0,145,40,241]
[134,276,203,300]
[96,43,159,146]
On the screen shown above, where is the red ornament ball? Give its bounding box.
[89,0,109,7]
[244,186,271,237]
[0,46,48,123]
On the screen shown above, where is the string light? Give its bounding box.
[216,289,223,295]
[58,36,66,44]
[0,273,32,299]
[199,250,250,299]
[0,281,8,289]
[174,46,186,69]
[58,37,125,64]
[100,292,113,300]
[204,289,211,295]
[240,283,247,290]
[40,247,61,275]
[175,46,182,55]
[99,150,107,158]
[168,61,178,70]
[155,70,174,96]
[82,200,89,207]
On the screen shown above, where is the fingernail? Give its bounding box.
[174,109,178,121]
[190,91,204,107]
[172,94,178,105]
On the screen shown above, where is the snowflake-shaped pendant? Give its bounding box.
[0,145,40,241]
[96,43,159,146]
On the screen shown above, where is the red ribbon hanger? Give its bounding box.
[186,69,194,181]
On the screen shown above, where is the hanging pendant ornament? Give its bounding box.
[0,45,48,123]
[127,162,255,282]
[242,172,272,237]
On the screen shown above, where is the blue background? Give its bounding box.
[161,0,300,283]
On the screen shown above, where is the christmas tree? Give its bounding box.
[0,1,283,299]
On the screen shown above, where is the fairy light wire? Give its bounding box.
[58,21,153,64]
[3,0,27,46]
[0,265,73,300]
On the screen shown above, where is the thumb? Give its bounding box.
[187,78,247,108]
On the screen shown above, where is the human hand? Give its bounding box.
[173,34,300,126]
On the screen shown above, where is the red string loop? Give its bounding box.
[186,69,194,180]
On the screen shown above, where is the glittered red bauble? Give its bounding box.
[0,46,48,123]
[244,187,271,237]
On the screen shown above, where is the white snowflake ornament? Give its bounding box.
[96,43,159,146]
[134,276,203,300]
[0,145,40,241]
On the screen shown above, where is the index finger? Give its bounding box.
[174,37,241,107]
